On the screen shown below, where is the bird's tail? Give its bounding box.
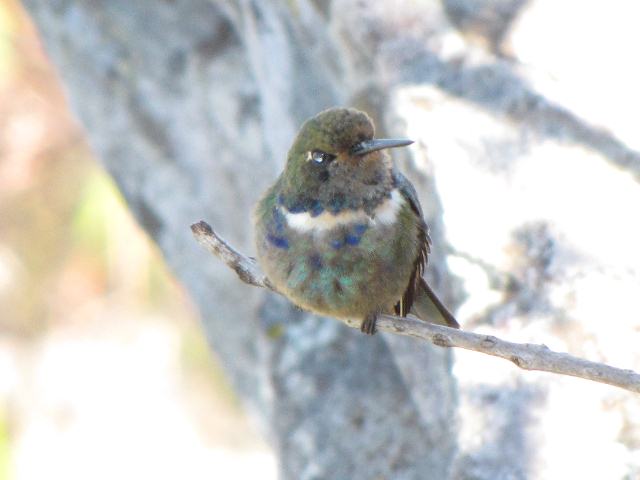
[410,278,460,329]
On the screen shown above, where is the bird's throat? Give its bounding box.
[283,189,404,234]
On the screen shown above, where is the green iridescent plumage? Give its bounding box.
[254,107,459,334]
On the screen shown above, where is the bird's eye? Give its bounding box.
[308,150,335,164]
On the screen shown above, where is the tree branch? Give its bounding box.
[191,220,640,394]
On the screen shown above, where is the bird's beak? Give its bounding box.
[351,138,414,156]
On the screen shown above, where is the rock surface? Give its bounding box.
[22,0,640,478]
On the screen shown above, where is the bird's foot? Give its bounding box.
[360,313,378,335]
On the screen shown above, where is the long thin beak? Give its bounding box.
[351,138,414,156]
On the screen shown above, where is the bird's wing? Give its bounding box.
[392,171,430,317]
[393,171,460,328]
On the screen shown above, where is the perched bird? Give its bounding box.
[254,107,459,334]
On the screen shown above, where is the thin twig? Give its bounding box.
[191,220,640,394]
[191,221,274,290]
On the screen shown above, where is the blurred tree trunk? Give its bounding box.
[22,0,640,479]
[20,1,459,478]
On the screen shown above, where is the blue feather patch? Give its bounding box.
[345,234,361,246]
[344,223,369,246]
[267,234,289,249]
[310,201,324,217]
[353,223,369,235]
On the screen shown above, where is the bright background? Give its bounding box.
[3,0,640,478]
[0,2,276,479]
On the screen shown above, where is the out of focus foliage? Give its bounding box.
[0,2,273,479]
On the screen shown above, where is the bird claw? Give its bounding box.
[360,314,378,335]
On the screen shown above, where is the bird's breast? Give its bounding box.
[255,187,419,319]
[283,189,404,235]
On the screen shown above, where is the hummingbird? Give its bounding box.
[254,107,459,334]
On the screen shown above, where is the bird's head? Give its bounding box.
[280,107,412,213]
